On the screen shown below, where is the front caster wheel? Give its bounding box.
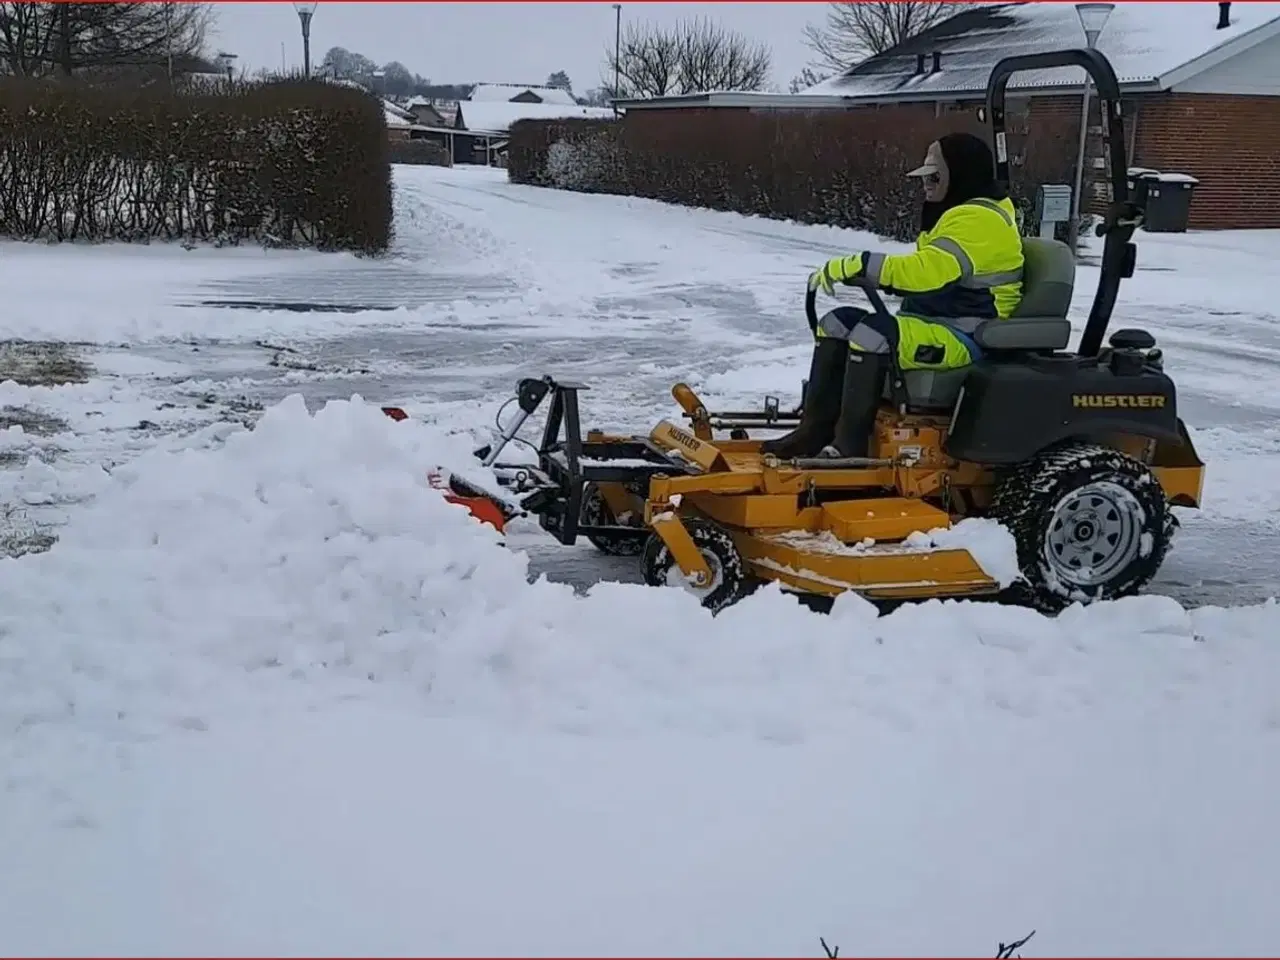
[639,520,752,613]
[580,481,646,556]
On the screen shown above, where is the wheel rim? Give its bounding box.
[1043,480,1144,588]
[663,549,724,598]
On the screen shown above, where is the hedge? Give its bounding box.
[388,139,452,167]
[508,103,1089,242]
[0,78,392,253]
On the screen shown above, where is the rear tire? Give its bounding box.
[639,519,751,613]
[991,442,1174,613]
[580,482,645,556]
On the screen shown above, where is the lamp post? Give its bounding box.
[1068,2,1114,253]
[612,3,622,116]
[216,51,237,88]
[293,2,317,79]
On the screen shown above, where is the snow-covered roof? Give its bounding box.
[468,82,578,106]
[804,2,1280,99]
[382,99,414,122]
[455,100,615,133]
[325,77,368,91]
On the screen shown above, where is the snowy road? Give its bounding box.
[3,165,1280,955]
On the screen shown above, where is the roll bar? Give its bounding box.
[984,48,1141,358]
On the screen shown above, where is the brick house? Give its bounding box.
[615,2,1280,230]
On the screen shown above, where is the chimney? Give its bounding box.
[931,50,942,73]
[1218,2,1231,29]
[915,53,926,75]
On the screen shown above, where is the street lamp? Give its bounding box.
[293,2,317,79]
[1069,2,1114,253]
[216,50,238,87]
[612,3,621,116]
[1076,2,1114,45]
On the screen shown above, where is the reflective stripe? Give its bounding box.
[928,234,1022,291]
[968,197,1015,227]
[928,237,974,280]
[863,251,887,285]
[848,324,891,353]
[968,268,1024,288]
[817,310,853,340]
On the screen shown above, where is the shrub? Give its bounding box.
[388,139,452,167]
[509,103,1086,242]
[0,77,392,253]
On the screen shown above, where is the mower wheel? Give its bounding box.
[991,441,1175,613]
[580,482,646,556]
[639,519,752,613]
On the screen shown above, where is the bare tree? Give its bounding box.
[789,65,830,93]
[603,17,771,98]
[802,1,979,74]
[0,2,212,79]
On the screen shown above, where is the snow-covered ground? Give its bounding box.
[3,165,1280,955]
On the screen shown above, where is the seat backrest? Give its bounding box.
[1011,237,1075,320]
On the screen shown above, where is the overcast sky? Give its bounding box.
[207,2,822,92]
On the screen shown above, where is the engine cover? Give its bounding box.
[944,354,1179,464]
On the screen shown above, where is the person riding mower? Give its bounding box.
[761,132,1025,460]
[387,47,1208,616]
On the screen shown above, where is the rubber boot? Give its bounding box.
[759,338,847,458]
[824,352,890,458]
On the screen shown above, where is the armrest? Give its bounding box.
[973,318,1071,352]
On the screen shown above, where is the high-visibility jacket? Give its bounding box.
[864,196,1025,329]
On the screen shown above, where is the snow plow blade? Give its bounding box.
[381,406,518,534]
[428,469,514,533]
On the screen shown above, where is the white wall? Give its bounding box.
[1173,31,1280,95]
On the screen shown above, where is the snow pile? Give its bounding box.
[4,394,1280,954]
[1,392,1277,748]
[909,516,1022,586]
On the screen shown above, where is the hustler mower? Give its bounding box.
[396,48,1205,614]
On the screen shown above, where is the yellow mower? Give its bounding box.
[416,48,1204,613]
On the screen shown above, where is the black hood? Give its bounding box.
[920,132,1008,232]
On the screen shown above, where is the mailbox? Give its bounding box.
[1034,183,1073,238]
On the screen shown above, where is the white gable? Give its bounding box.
[468,83,578,106]
[456,100,615,133]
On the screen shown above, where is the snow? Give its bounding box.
[382,98,414,123]
[807,2,1280,96]
[457,100,615,133]
[468,82,578,106]
[4,392,1280,953]
[906,517,1021,586]
[4,164,1280,953]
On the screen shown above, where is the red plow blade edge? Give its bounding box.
[382,406,508,534]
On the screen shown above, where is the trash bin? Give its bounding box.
[1144,172,1200,233]
[1126,167,1160,209]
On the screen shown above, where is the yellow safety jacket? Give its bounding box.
[860,196,1025,369]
